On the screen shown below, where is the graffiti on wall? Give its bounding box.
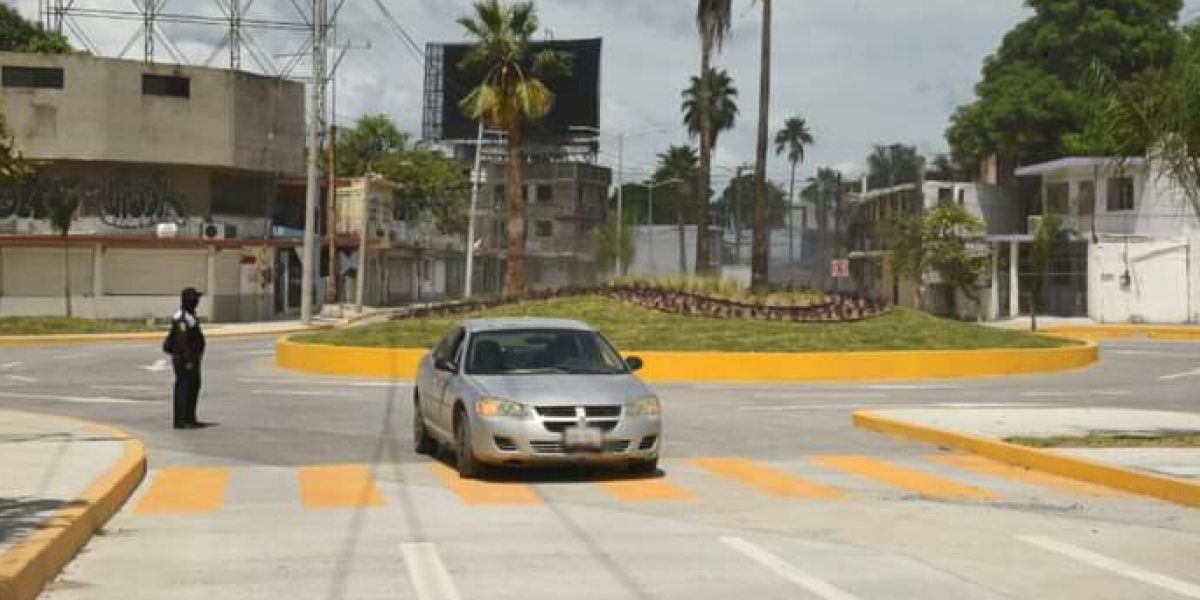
[0,173,187,230]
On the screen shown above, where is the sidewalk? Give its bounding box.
[855,407,1200,507]
[990,317,1200,340]
[0,410,144,600]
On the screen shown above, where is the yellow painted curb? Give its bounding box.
[0,414,147,600]
[852,410,1200,509]
[276,337,1098,382]
[0,327,316,347]
[1042,325,1200,341]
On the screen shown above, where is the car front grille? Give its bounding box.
[528,439,630,455]
[535,405,622,434]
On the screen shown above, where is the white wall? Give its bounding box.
[1089,238,1192,323]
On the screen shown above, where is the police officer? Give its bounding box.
[162,287,207,429]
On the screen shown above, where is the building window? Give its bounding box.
[493,185,505,208]
[937,187,953,205]
[1107,177,1135,212]
[1046,182,1070,215]
[537,184,554,204]
[535,220,553,237]
[142,74,190,98]
[2,66,64,89]
[957,188,966,206]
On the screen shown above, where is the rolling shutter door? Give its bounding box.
[105,248,206,295]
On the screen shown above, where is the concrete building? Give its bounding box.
[473,161,612,293]
[1011,157,1200,324]
[0,52,306,321]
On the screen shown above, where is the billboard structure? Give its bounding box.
[423,38,602,145]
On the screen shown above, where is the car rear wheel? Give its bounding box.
[454,407,482,479]
[413,393,436,455]
[628,457,659,476]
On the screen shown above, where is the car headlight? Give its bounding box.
[475,397,530,419]
[627,395,661,419]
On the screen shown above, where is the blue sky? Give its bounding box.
[8,0,1200,187]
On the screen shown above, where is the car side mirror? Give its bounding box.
[625,356,644,372]
[434,357,458,373]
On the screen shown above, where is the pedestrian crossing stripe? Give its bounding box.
[130,454,1134,513]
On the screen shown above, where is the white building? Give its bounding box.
[1011,157,1200,324]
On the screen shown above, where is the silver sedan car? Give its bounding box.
[413,318,662,478]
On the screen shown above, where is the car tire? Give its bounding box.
[455,407,482,479]
[413,394,436,456]
[628,457,659,476]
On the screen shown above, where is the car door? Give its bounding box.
[418,328,456,439]
[432,327,466,434]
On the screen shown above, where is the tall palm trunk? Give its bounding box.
[751,0,772,291]
[695,45,713,277]
[677,205,687,273]
[62,233,72,317]
[787,161,796,264]
[504,120,526,296]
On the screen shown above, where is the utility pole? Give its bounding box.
[615,132,625,277]
[326,123,338,307]
[300,0,327,324]
[465,122,485,299]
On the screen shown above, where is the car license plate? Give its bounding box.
[563,426,604,452]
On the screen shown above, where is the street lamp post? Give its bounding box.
[464,122,485,299]
[629,178,683,276]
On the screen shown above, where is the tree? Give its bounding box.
[886,214,925,308]
[925,153,969,182]
[947,0,1183,171]
[655,145,700,273]
[682,69,739,152]
[335,114,408,177]
[867,144,923,190]
[923,204,989,318]
[774,116,814,263]
[801,167,843,281]
[377,149,470,235]
[750,0,773,290]
[0,5,71,53]
[694,0,734,276]
[457,0,571,296]
[46,183,81,317]
[1075,27,1200,220]
[716,172,788,231]
[1030,211,1064,332]
[593,204,638,276]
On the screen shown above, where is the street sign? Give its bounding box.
[831,259,850,279]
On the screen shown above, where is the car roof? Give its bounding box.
[462,317,595,333]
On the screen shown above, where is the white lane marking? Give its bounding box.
[721,537,862,600]
[401,543,462,600]
[937,402,1057,408]
[1110,350,1200,358]
[1160,368,1200,381]
[90,384,157,392]
[235,377,406,388]
[741,404,870,412]
[752,392,886,400]
[6,375,38,383]
[866,384,963,391]
[1018,535,1200,598]
[139,359,171,372]
[0,361,23,370]
[1020,390,1130,398]
[52,352,95,360]
[250,389,363,398]
[0,391,141,404]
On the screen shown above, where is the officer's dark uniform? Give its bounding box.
[163,287,206,429]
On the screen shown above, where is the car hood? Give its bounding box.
[469,374,650,406]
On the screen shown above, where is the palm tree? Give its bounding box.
[750,0,773,290]
[804,167,842,286]
[457,0,571,296]
[694,0,734,276]
[655,145,699,273]
[867,143,923,190]
[682,69,739,146]
[774,116,814,264]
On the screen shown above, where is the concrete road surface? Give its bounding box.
[1,337,1198,600]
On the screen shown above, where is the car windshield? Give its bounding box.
[465,328,628,376]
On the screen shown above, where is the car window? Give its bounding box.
[433,327,464,363]
[465,328,628,375]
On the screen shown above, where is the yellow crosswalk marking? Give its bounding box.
[812,455,999,500]
[427,463,542,505]
[691,457,841,499]
[298,464,386,508]
[928,454,1122,497]
[134,466,230,514]
[599,476,696,502]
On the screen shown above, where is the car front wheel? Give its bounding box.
[413,394,436,455]
[454,407,482,479]
[628,457,659,476]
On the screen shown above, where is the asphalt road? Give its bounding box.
[2,336,1199,600]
